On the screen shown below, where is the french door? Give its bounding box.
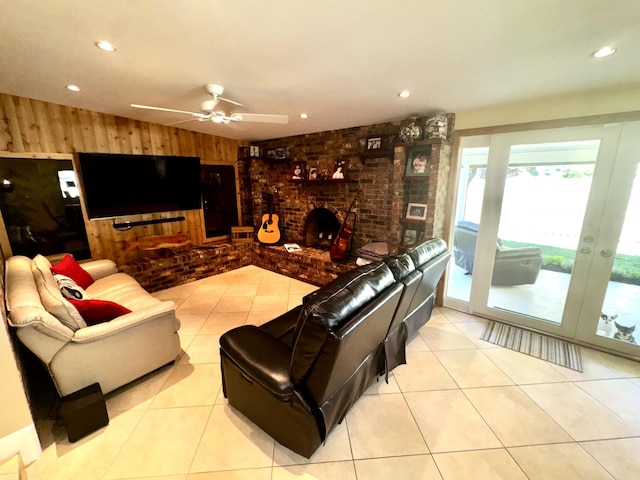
[445,122,640,358]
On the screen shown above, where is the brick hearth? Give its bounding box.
[119,243,356,293]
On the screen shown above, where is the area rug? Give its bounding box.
[481,321,583,372]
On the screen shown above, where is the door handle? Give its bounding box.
[600,249,613,258]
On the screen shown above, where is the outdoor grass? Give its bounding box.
[502,240,640,285]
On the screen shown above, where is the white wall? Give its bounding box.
[455,85,640,131]
[0,306,41,464]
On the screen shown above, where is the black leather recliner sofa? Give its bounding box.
[453,220,543,286]
[219,239,450,458]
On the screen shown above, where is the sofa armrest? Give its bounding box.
[71,301,177,343]
[220,325,294,401]
[259,306,301,346]
[80,259,118,280]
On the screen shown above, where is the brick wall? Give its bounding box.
[245,115,454,253]
[120,243,355,291]
[119,244,253,292]
[248,123,400,254]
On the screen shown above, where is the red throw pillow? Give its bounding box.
[68,299,131,326]
[51,255,95,289]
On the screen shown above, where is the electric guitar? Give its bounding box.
[257,192,281,244]
[330,192,360,262]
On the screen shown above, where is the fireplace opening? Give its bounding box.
[303,208,341,249]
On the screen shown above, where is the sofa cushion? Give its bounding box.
[290,261,395,382]
[86,273,162,311]
[384,254,416,280]
[32,255,87,331]
[407,238,448,269]
[68,298,132,326]
[50,254,95,289]
[54,274,92,300]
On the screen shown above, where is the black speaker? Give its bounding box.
[60,383,109,442]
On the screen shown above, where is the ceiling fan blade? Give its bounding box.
[218,96,244,107]
[166,118,201,126]
[130,104,207,118]
[231,113,289,124]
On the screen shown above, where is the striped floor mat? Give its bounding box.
[481,321,583,372]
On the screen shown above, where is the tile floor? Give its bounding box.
[25,265,640,479]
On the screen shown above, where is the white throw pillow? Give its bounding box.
[54,274,92,300]
[31,254,87,331]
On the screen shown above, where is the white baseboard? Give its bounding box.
[0,424,41,466]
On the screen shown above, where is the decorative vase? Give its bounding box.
[424,115,448,139]
[399,118,422,143]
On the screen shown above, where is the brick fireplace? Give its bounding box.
[244,116,454,256]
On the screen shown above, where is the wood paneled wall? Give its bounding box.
[0,93,240,264]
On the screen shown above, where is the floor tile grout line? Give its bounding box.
[574,380,640,436]
[99,401,163,480]
[182,403,216,477]
[518,380,640,441]
[397,386,441,476]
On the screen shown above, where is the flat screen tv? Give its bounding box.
[76,153,201,219]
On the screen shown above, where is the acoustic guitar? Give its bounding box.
[330,192,360,262]
[257,192,281,244]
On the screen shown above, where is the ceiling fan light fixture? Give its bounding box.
[200,99,218,112]
[592,46,616,58]
[95,41,116,52]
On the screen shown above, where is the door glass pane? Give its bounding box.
[447,147,488,302]
[0,158,90,259]
[598,163,640,345]
[488,141,599,323]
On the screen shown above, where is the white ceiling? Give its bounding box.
[1,0,638,142]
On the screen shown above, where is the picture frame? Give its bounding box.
[238,146,250,159]
[405,146,431,177]
[268,146,290,160]
[332,159,347,179]
[402,227,424,247]
[402,229,418,246]
[249,145,261,158]
[406,202,428,220]
[366,136,382,150]
[362,134,395,155]
[291,160,307,180]
[308,166,318,180]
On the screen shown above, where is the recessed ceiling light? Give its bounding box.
[592,46,616,58]
[299,113,308,119]
[95,41,116,52]
[398,90,411,98]
[66,85,80,92]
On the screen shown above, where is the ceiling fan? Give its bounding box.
[130,84,289,127]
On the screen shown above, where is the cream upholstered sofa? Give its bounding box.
[4,254,181,397]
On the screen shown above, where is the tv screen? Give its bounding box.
[77,153,202,219]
